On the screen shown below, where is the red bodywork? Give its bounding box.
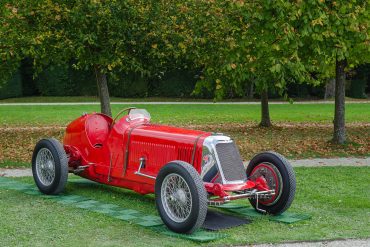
[63,112,270,201]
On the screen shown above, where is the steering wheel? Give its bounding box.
[111,107,137,127]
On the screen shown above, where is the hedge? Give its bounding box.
[348,79,368,99]
[0,70,23,100]
[149,69,198,97]
[2,62,367,100]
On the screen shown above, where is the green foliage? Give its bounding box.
[0,1,29,80]
[34,63,97,96]
[1,0,155,93]
[298,0,370,75]
[70,67,97,96]
[0,70,22,99]
[150,69,198,97]
[109,73,148,98]
[157,1,318,100]
[154,0,370,101]
[347,64,369,98]
[348,79,368,98]
[2,0,369,102]
[35,64,75,96]
[20,59,38,96]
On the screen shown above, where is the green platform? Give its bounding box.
[213,203,311,223]
[0,177,310,242]
[0,177,225,242]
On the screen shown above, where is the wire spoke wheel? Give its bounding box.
[32,138,68,195]
[161,173,192,223]
[35,148,56,186]
[155,161,207,233]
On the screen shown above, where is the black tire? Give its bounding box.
[155,161,207,234]
[32,138,68,195]
[246,151,296,215]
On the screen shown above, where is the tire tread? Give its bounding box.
[32,138,68,195]
[247,151,296,215]
[155,160,207,233]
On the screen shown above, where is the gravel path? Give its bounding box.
[1,157,369,177]
[0,168,33,177]
[250,238,370,247]
[0,101,369,106]
[289,157,370,167]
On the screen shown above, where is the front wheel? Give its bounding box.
[246,151,296,215]
[32,138,68,195]
[155,161,207,234]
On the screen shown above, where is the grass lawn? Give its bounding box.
[0,103,369,126]
[0,167,369,246]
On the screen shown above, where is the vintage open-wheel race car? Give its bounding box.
[32,108,296,233]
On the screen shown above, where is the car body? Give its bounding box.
[32,108,296,233]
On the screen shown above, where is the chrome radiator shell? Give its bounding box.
[201,135,246,184]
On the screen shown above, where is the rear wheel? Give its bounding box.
[155,161,207,234]
[246,151,296,215]
[32,138,68,195]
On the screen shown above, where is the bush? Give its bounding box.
[348,79,367,99]
[20,59,38,96]
[109,73,148,98]
[35,65,76,96]
[70,68,97,96]
[347,64,369,99]
[34,64,97,96]
[149,69,198,97]
[0,70,23,100]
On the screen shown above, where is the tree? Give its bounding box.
[0,2,29,84]
[167,1,314,127]
[297,0,370,144]
[2,0,151,116]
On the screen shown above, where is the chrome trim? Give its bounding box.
[107,153,113,182]
[207,189,275,208]
[123,123,144,176]
[202,135,246,185]
[72,164,92,174]
[191,132,209,165]
[134,157,156,180]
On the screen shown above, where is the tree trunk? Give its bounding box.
[333,59,347,144]
[94,65,112,117]
[259,88,272,127]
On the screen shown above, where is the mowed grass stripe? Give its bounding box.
[0,103,369,126]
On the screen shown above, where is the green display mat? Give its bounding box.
[0,177,225,242]
[0,177,310,242]
[213,203,311,223]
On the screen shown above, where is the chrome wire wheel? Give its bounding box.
[35,148,56,186]
[161,173,192,223]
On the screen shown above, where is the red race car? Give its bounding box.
[32,108,296,233]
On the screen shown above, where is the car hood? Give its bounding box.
[130,124,211,145]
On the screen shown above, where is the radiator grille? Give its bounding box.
[215,142,246,182]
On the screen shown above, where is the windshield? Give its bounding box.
[128,108,151,121]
